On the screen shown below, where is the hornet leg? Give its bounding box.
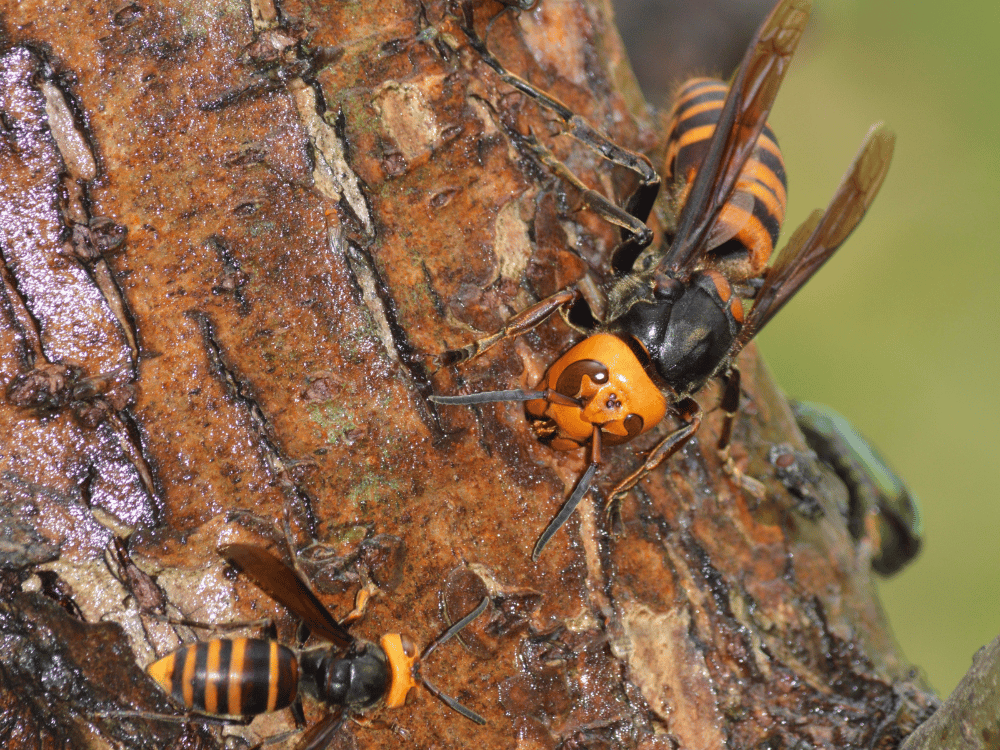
[460,4,660,238]
[716,367,766,498]
[605,398,702,511]
[431,288,578,369]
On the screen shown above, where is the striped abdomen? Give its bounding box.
[147,638,298,718]
[664,77,787,279]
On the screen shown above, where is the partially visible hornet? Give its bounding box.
[145,544,487,748]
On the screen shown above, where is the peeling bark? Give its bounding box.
[0,0,941,748]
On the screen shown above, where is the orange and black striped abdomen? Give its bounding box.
[664,77,787,277]
[147,638,298,718]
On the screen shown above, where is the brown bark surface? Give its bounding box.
[0,0,938,748]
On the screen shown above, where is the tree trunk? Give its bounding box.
[0,0,940,748]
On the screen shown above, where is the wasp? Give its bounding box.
[431,0,896,560]
[791,401,922,576]
[146,544,487,748]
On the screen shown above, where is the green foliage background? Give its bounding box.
[755,1,1000,697]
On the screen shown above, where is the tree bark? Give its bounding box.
[899,633,1000,750]
[0,0,940,748]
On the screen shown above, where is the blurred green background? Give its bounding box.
[611,0,1000,697]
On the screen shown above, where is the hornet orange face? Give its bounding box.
[380,633,419,708]
[525,334,667,451]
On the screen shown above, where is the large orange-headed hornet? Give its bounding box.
[145,545,487,748]
[431,0,895,559]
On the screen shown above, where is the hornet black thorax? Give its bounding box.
[608,271,742,398]
[299,640,390,711]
